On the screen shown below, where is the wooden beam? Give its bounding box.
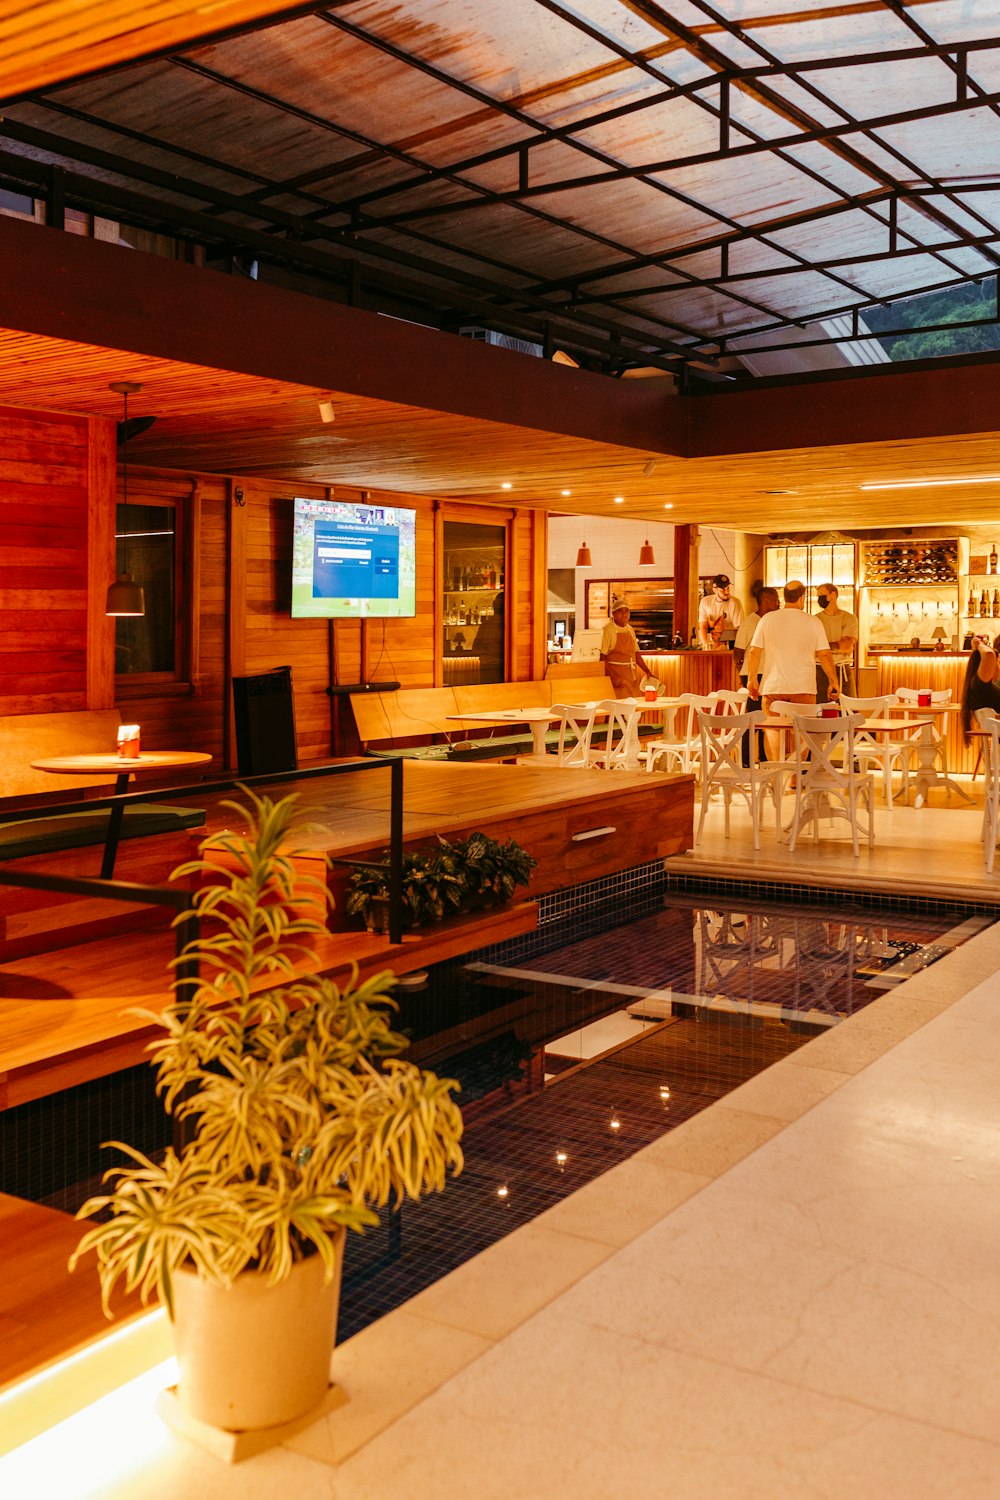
[0,216,685,457]
[692,352,1000,458]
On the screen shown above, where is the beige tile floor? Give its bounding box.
[3,785,1000,1497]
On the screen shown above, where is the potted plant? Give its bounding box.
[70,788,464,1435]
[345,831,536,933]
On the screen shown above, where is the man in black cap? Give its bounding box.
[698,573,744,649]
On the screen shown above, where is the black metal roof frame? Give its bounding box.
[2,0,1000,380]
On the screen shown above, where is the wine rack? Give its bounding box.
[861,538,958,585]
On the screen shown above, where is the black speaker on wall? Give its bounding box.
[232,666,298,776]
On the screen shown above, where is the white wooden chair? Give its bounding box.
[594,698,643,771]
[694,710,786,851]
[894,686,951,769]
[548,702,598,767]
[975,707,1000,870]
[839,693,919,811]
[643,692,719,774]
[785,711,875,857]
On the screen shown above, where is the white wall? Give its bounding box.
[547,515,739,621]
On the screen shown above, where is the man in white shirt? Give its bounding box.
[745,580,839,761]
[698,573,744,649]
[815,582,858,700]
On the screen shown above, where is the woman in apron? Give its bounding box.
[599,598,657,699]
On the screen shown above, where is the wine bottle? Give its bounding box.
[981,588,990,617]
[992,589,999,618]
[991,544,998,574]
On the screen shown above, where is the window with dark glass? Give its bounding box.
[115,500,177,677]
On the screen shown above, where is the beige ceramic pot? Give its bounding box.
[170,1234,344,1432]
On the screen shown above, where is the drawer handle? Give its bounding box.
[571,825,617,842]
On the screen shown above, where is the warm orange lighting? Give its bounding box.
[639,539,655,566]
[576,541,592,567]
[501,481,513,490]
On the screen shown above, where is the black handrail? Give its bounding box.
[0,755,406,945]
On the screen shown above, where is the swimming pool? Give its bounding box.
[338,884,987,1339]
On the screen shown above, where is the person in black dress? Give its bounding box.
[961,632,1000,741]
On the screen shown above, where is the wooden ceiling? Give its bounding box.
[6,324,1000,534]
[0,2,301,99]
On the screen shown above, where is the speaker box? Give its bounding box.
[232,667,298,776]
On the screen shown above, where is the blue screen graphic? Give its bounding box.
[313,520,399,600]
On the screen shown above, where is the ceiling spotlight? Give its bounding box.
[609,1114,621,1133]
[575,540,592,567]
[501,481,513,490]
[318,399,335,423]
[614,497,625,505]
[663,503,674,510]
[639,538,655,566]
[643,459,658,477]
[561,489,571,497]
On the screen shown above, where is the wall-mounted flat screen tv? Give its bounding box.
[291,496,417,619]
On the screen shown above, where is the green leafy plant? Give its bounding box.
[345,831,536,931]
[71,788,464,1317]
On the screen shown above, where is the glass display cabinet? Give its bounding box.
[764,540,856,617]
[442,519,506,684]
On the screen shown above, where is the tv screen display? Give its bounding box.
[291,497,417,619]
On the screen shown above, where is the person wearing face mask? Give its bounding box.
[814,583,858,701]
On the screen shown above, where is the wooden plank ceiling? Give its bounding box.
[0,2,304,99]
[5,325,1000,533]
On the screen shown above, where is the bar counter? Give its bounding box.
[644,649,738,695]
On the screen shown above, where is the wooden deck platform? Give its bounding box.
[0,758,693,1401]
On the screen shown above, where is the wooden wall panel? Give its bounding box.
[0,407,550,767]
[0,406,91,715]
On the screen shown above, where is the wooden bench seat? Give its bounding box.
[0,803,206,862]
[0,709,207,864]
[349,676,665,762]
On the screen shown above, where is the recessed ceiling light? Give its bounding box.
[501,481,513,490]
[859,475,1000,490]
[663,503,673,510]
[613,495,624,503]
[561,489,571,497]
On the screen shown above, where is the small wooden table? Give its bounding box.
[30,751,212,877]
[886,701,970,807]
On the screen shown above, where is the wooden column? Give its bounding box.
[673,524,695,643]
[86,415,116,708]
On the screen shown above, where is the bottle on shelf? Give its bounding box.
[991,544,998,575]
[992,589,999,619]
[981,587,990,617]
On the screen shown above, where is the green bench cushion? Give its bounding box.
[0,804,206,862]
[367,744,453,762]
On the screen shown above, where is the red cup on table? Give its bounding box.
[644,683,658,702]
[917,689,932,707]
[821,706,839,718]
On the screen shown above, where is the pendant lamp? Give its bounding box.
[575,540,592,567]
[639,538,655,566]
[106,381,146,617]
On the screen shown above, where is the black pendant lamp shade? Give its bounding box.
[106,381,146,617]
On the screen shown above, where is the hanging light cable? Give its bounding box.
[106,381,146,617]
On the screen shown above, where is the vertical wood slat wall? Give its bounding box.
[0,405,544,766]
[0,404,107,716]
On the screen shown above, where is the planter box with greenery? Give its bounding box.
[345,830,537,933]
[70,788,464,1438]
